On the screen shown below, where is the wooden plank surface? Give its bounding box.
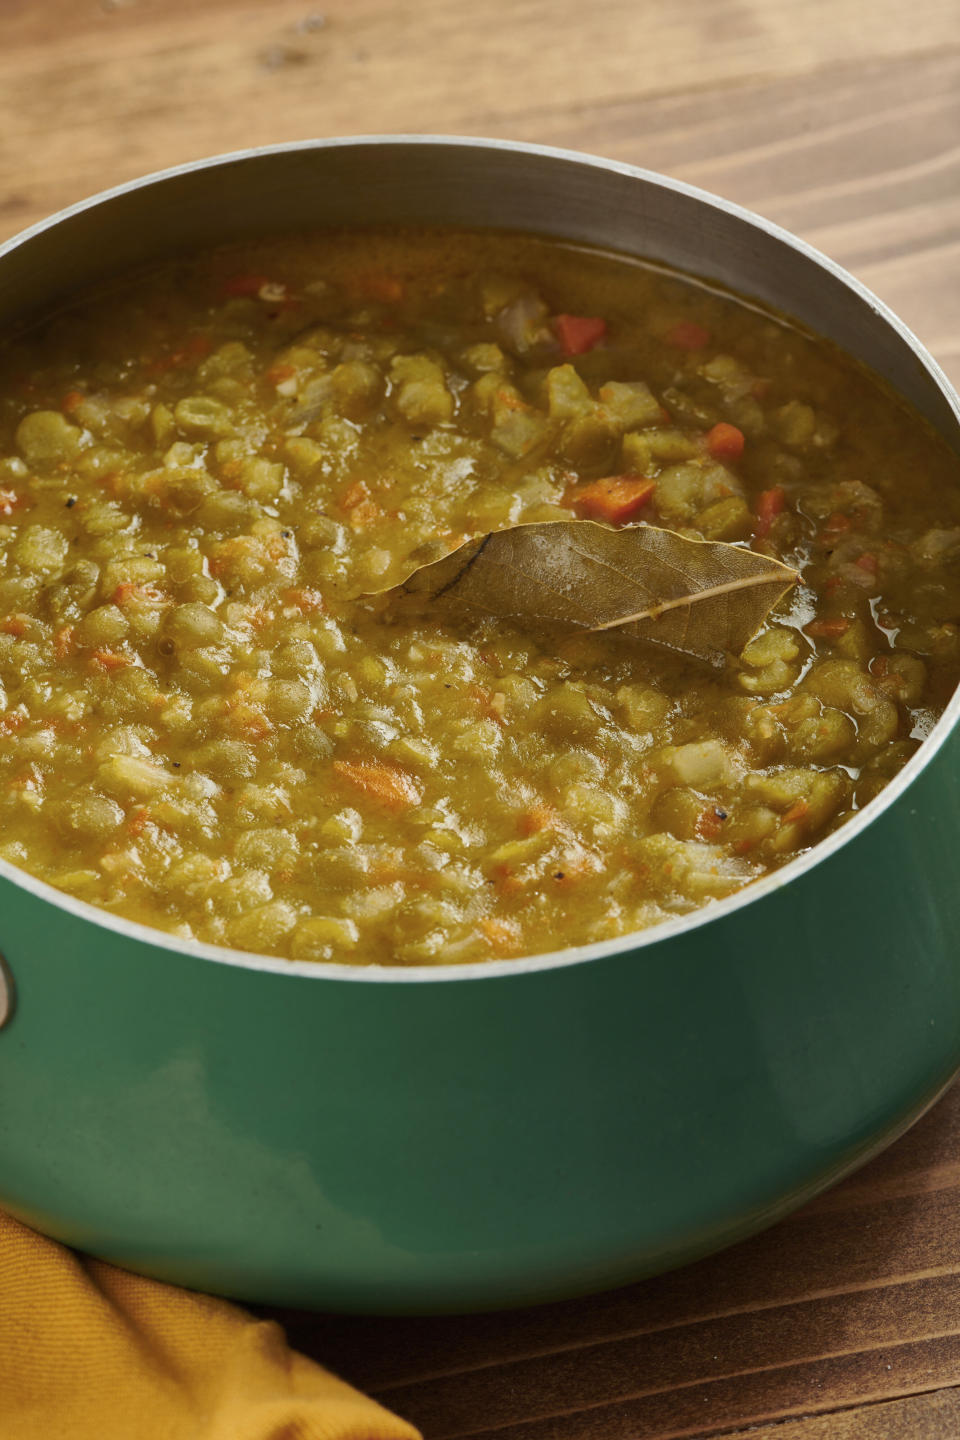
[1,2,958,375]
[2,2,960,1436]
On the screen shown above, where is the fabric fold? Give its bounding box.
[0,1210,421,1440]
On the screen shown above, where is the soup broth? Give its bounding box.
[0,229,958,964]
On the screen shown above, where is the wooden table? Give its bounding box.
[3,2,960,1435]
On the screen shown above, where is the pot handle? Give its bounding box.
[0,951,14,1029]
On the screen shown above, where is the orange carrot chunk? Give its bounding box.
[127,807,151,837]
[53,626,76,659]
[573,476,656,525]
[553,314,607,357]
[339,480,370,510]
[347,271,405,304]
[754,486,786,537]
[665,320,711,350]
[281,586,325,613]
[519,804,564,836]
[705,422,746,462]
[805,617,851,639]
[222,273,272,297]
[479,917,522,950]
[332,760,422,811]
[266,362,297,386]
[0,489,27,517]
[696,806,728,841]
[113,582,165,607]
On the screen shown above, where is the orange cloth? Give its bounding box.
[0,1210,421,1440]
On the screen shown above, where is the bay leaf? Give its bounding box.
[378,520,798,665]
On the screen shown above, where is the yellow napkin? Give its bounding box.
[0,1210,421,1440]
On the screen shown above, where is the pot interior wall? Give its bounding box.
[1,139,958,449]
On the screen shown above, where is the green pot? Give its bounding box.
[0,139,958,1314]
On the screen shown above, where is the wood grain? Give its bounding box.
[726,1388,960,1440]
[1,4,958,378]
[3,2,960,1436]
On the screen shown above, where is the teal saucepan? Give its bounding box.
[0,138,958,1314]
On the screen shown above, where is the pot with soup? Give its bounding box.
[0,138,958,1312]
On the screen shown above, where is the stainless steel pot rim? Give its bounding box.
[0,133,957,986]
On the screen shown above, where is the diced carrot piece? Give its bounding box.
[479,917,522,951]
[61,389,85,414]
[572,475,656,525]
[347,272,405,304]
[127,807,151,837]
[340,480,370,510]
[281,586,325,613]
[553,313,607,357]
[805,617,851,639]
[53,625,76,659]
[552,853,601,885]
[870,655,907,699]
[493,865,524,895]
[823,511,852,534]
[782,799,810,824]
[705,422,745,462]
[236,711,272,742]
[266,362,297,386]
[0,489,27,517]
[696,806,728,841]
[1,615,28,637]
[222,273,273,298]
[856,552,878,573]
[339,481,382,527]
[754,486,786,538]
[665,320,711,350]
[347,499,382,530]
[218,460,244,491]
[144,336,211,376]
[495,387,530,412]
[90,650,131,670]
[267,535,291,563]
[333,760,422,810]
[113,582,165,607]
[519,804,563,836]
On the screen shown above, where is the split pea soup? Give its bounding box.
[1,228,959,966]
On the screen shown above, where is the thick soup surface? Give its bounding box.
[0,229,958,964]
